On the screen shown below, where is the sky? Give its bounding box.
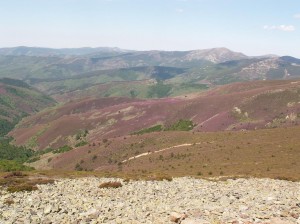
[0,0,300,57]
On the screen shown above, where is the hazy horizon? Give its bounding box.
[1,0,300,57]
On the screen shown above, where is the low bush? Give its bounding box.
[4,199,14,205]
[7,184,38,193]
[4,171,26,178]
[99,181,122,189]
[1,177,54,193]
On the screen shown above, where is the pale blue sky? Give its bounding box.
[1,0,300,57]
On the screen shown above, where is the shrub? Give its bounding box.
[4,171,26,178]
[4,199,14,206]
[27,156,40,163]
[99,181,122,189]
[102,139,108,143]
[7,184,38,193]
[36,147,54,155]
[0,176,54,193]
[75,163,83,171]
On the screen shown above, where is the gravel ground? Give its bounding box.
[1,177,300,224]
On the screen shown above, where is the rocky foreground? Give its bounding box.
[0,177,300,224]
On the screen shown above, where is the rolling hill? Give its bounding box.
[9,79,300,151]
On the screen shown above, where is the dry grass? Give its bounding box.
[99,181,122,189]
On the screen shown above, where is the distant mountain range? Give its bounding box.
[0,46,132,57]
[0,46,300,100]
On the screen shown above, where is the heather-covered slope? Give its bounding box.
[10,80,300,150]
[29,125,300,181]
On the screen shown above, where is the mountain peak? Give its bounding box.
[185,47,248,63]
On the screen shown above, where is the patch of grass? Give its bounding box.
[133,125,163,135]
[99,181,122,189]
[166,119,195,131]
[27,156,41,163]
[36,147,54,155]
[147,80,172,98]
[75,141,88,147]
[26,136,38,149]
[53,145,73,154]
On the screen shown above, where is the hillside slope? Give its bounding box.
[0,78,56,136]
[28,125,300,181]
[10,80,300,150]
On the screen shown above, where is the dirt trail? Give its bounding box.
[195,113,220,128]
[122,142,202,163]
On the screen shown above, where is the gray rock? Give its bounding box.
[181,218,210,224]
[43,205,52,215]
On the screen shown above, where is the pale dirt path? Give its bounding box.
[195,113,220,128]
[122,142,202,163]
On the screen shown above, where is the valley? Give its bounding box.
[0,46,300,224]
[0,46,300,178]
